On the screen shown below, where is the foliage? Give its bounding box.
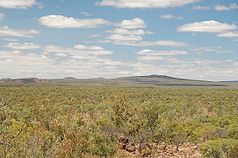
[0,85,237,157]
[200,139,238,158]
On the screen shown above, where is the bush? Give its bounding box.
[200,139,238,158]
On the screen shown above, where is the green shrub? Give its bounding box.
[200,139,238,158]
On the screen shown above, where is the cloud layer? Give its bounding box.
[0,43,124,78]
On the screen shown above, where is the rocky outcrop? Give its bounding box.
[118,136,129,149]
[156,143,201,158]
[118,136,202,157]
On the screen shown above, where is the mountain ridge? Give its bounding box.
[1,75,237,87]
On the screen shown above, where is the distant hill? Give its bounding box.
[108,75,227,86]
[0,78,50,85]
[0,75,237,87]
[220,81,238,83]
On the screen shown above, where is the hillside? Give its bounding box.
[109,75,225,86]
[0,75,236,87]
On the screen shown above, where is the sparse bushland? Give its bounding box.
[0,85,237,157]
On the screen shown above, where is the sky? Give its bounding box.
[0,0,237,81]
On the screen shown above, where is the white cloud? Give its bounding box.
[193,4,238,11]
[0,45,124,79]
[107,28,147,35]
[107,34,143,42]
[178,20,238,40]
[104,18,186,47]
[130,59,238,81]
[118,18,146,29]
[160,14,183,20]
[0,50,55,78]
[88,34,102,39]
[106,19,151,44]
[177,20,237,33]
[0,13,4,21]
[5,43,41,50]
[44,45,73,54]
[214,3,238,11]
[0,26,39,38]
[137,49,188,61]
[125,41,186,47]
[104,37,186,47]
[189,46,232,54]
[39,15,111,29]
[0,0,39,9]
[96,0,202,9]
[193,5,211,10]
[137,49,188,55]
[44,44,113,57]
[74,44,113,55]
[0,48,237,81]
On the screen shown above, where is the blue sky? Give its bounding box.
[0,0,237,80]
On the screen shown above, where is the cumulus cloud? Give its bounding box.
[177,20,236,33]
[96,0,202,9]
[0,0,39,9]
[39,15,111,29]
[118,18,146,29]
[214,3,238,11]
[160,14,183,20]
[178,20,238,40]
[104,18,186,47]
[74,44,113,55]
[0,26,39,38]
[106,18,147,43]
[107,34,143,42]
[5,42,41,50]
[107,28,147,35]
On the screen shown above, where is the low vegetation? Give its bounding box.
[0,85,237,157]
